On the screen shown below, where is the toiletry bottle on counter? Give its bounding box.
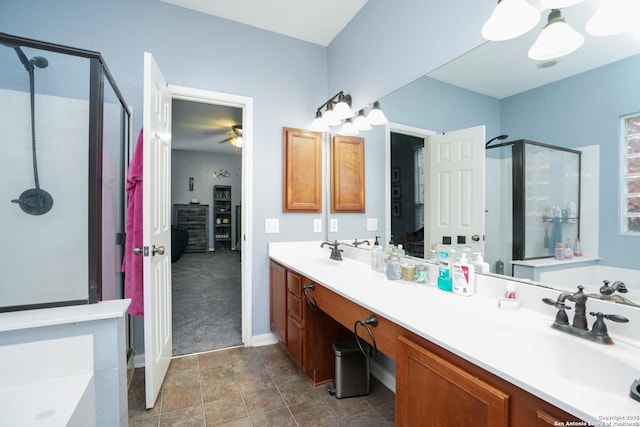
[437,244,454,292]
[385,247,402,280]
[470,252,490,273]
[554,242,565,260]
[371,245,381,271]
[495,259,504,275]
[573,239,582,256]
[452,253,475,296]
[564,242,573,260]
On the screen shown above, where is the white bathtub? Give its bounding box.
[0,334,95,426]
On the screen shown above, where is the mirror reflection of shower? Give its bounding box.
[6,44,53,215]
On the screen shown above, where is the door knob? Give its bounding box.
[152,245,165,256]
[471,234,480,242]
[133,247,144,256]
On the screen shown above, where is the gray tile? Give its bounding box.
[160,405,205,426]
[289,399,338,427]
[250,407,297,427]
[242,386,287,416]
[203,395,248,426]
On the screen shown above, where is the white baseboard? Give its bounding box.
[133,353,145,369]
[247,332,279,347]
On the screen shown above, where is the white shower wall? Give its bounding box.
[1,88,89,307]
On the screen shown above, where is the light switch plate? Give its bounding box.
[330,218,338,232]
[265,218,279,233]
[366,218,378,231]
[313,219,322,233]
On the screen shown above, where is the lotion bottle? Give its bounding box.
[452,253,475,296]
[470,252,490,274]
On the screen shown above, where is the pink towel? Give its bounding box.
[123,129,144,316]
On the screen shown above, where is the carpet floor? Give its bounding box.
[171,250,242,356]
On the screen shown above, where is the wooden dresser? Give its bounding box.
[173,204,209,253]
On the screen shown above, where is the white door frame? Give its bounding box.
[384,122,436,244]
[168,84,254,346]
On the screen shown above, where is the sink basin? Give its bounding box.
[498,320,640,398]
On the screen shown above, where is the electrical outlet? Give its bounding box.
[313,219,322,233]
[265,218,279,233]
[366,218,378,231]
[330,218,338,232]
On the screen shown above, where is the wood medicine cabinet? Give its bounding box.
[331,134,365,213]
[282,127,322,213]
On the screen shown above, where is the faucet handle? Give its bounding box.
[542,298,572,310]
[589,311,629,338]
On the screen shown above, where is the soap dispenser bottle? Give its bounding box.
[453,253,475,296]
[385,247,402,280]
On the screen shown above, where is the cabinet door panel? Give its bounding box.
[287,315,304,367]
[269,261,286,344]
[283,127,322,212]
[396,335,509,427]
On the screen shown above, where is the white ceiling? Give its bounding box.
[161,0,368,46]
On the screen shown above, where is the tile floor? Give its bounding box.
[128,344,395,426]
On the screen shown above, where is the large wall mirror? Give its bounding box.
[326,0,640,302]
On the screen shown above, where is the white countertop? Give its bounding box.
[0,299,131,333]
[512,256,601,267]
[269,241,640,424]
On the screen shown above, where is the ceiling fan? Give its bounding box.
[205,124,243,147]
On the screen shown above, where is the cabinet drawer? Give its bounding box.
[312,284,397,360]
[286,271,303,298]
[287,292,303,322]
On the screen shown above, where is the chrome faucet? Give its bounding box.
[320,240,343,261]
[352,239,370,248]
[542,285,629,345]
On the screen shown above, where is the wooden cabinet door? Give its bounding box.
[331,135,365,212]
[283,127,322,212]
[396,335,509,427]
[269,261,286,344]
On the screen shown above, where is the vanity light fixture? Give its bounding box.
[528,9,584,61]
[586,0,636,37]
[339,118,359,136]
[310,110,329,132]
[366,101,388,125]
[309,91,387,134]
[481,0,541,41]
[353,109,372,131]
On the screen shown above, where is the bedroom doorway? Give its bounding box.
[169,86,253,356]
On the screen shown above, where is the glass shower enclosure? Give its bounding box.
[485,139,581,276]
[0,33,131,312]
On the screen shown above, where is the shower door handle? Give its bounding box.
[152,245,165,256]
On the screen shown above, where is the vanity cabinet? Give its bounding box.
[269,261,286,344]
[396,329,584,427]
[270,261,350,385]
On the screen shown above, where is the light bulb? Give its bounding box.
[481,0,541,41]
[528,9,584,61]
[339,119,358,136]
[309,110,329,132]
[354,109,372,131]
[367,101,388,125]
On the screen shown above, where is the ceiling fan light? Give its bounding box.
[585,0,636,37]
[540,0,584,8]
[354,109,372,131]
[481,0,541,41]
[310,110,329,132]
[339,118,359,136]
[528,9,584,61]
[367,101,388,125]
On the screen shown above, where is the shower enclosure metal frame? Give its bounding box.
[0,32,131,312]
[487,139,582,263]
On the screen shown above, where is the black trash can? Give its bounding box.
[328,340,370,398]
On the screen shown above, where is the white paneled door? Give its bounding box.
[143,52,173,409]
[426,125,485,254]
